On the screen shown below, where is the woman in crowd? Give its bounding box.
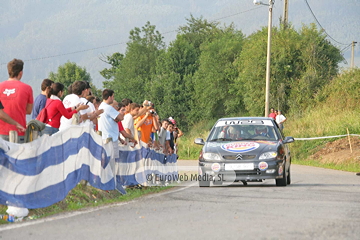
[42,82,88,136]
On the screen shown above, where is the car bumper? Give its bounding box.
[199,160,286,182]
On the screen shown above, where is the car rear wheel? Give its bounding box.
[276,165,287,186]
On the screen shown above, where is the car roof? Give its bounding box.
[217,117,274,121]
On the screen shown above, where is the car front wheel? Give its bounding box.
[199,179,210,187]
[276,165,287,186]
[287,165,291,185]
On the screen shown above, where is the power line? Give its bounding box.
[304,0,348,46]
[340,43,352,53]
[0,6,262,66]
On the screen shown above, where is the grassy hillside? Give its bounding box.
[285,69,360,171]
[178,69,360,172]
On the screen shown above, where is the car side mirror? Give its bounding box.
[194,138,205,145]
[283,136,295,144]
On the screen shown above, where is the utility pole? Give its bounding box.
[282,0,289,27]
[350,41,357,68]
[264,0,274,117]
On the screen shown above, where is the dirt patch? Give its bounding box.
[309,136,360,164]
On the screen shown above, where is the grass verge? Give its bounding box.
[0,184,171,225]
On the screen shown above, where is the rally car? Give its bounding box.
[194,117,295,187]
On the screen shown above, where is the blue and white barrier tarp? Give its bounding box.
[0,125,178,209]
[117,145,178,186]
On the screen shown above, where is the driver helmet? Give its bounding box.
[255,126,268,135]
[228,126,240,138]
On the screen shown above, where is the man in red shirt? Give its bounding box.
[0,101,26,132]
[268,107,276,120]
[0,59,33,142]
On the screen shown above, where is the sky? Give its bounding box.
[0,0,359,95]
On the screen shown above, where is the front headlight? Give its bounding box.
[259,151,277,159]
[203,152,221,161]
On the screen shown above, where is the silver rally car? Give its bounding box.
[194,117,295,187]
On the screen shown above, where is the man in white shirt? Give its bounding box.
[275,110,287,131]
[79,82,102,128]
[59,81,87,131]
[98,89,123,160]
[60,81,99,131]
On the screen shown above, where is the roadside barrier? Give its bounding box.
[0,125,177,209]
[294,134,360,141]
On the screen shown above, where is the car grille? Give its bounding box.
[235,169,261,176]
[222,155,256,160]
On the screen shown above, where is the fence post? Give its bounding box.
[346,128,353,153]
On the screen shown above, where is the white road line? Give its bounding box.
[0,183,196,232]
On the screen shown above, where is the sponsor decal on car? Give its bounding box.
[258,161,268,171]
[211,163,221,172]
[221,142,259,153]
[278,165,283,175]
[255,140,277,145]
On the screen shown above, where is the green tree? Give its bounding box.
[100,52,124,81]
[49,61,102,97]
[287,24,343,117]
[148,36,198,130]
[234,24,343,116]
[191,26,245,121]
[49,61,92,88]
[147,16,224,129]
[103,21,165,103]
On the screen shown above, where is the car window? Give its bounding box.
[207,122,279,142]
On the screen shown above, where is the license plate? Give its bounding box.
[225,163,254,171]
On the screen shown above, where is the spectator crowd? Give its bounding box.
[0,58,183,155]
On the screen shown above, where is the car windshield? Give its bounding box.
[207,121,279,142]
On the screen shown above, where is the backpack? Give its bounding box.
[36,100,57,123]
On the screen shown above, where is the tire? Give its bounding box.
[213,179,223,186]
[276,165,287,186]
[199,179,210,187]
[287,165,291,185]
[199,173,210,187]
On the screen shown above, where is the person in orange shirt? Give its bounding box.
[135,100,159,146]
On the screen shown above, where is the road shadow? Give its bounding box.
[210,182,360,188]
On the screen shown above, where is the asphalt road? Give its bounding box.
[1,163,360,240]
